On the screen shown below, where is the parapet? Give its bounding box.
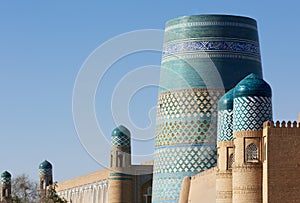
[263,120,300,128]
[263,120,300,138]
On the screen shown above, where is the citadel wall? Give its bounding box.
[182,167,217,203]
[263,121,300,203]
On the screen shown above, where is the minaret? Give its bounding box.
[1,171,12,202]
[38,160,53,203]
[152,14,263,202]
[108,125,134,203]
[232,74,272,203]
[216,89,234,203]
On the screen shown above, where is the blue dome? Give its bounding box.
[218,89,234,111]
[234,73,272,98]
[111,125,131,146]
[112,125,130,138]
[39,160,52,170]
[1,171,11,178]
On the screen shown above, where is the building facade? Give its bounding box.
[56,126,153,203]
[178,74,300,203]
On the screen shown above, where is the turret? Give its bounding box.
[110,125,131,169]
[216,89,234,203]
[232,73,272,203]
[108,126,134,203]
[38,160,53,203]
[1,171,12,202]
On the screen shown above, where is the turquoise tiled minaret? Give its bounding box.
[152,14,263,203]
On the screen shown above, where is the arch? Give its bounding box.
[246,143,258,162]
[118,154,123,168]
[228,153,234,169]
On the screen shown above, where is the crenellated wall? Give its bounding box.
[263,121,300,203]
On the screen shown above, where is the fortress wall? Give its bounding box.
[188,167,217,203]
[56,169,111,191]
[263,121,300,203]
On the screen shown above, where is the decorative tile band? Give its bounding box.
[165,21,257,32]
[233,96,272,131]
[162,41,260,58]
[109,173,132,177]
[1,177,11,185]
[162,52,261,63]
[108,178,133,181]
[153,145,217,174]
[156,88,222,121]
[39,169,52,175]
[217,110,234,142]
[155,119,217,147]
[111,136,130,146]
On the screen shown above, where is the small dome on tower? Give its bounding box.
[1,171,11,179]
[39,160,52,170]
[234,73,272,98]
[218,89,234,111]
[111,125,131,146]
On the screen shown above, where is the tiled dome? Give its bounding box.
[1,171,11,178]
[111,125,131,146]
[39,160,52,170]
[218,89,234,111]
[234,73,272,98]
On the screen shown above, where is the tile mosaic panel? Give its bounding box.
[1,177,11,185]
[111,135,130,146]
[217,109,234,142]
[157,88,222,121]
[233,96,272,131]
[153,145,217,174]
[39,168,52,175]
[155,119,217,147]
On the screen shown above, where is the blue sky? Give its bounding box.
[0,1,299,182]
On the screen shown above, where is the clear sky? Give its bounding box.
[0,1,299,182]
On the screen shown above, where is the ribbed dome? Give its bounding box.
[1,171,11,178]
[218,89,234,111]
[111,125,131,146]
[39,160,52,170]
[234,73,272,98]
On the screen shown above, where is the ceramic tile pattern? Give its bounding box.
[233,96,272,131]
[217,109,234,141]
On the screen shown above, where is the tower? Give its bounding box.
[232,74,272,203]
[216,89,234,203]
[1,171,12,202]
[108,125,134,203]
[38,160,53,203]
[152,14,263,202]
